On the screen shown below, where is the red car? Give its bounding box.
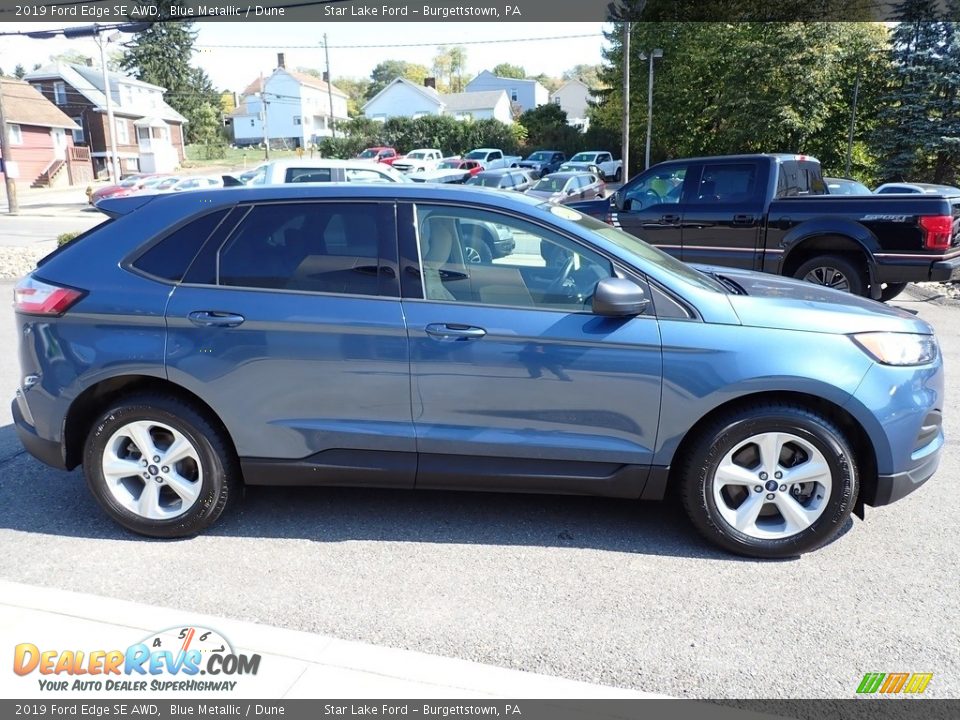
[356,147,399,165]
[88,174,156,205]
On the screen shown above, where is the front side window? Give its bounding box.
[218,202,388,296]
[413,204,614,312]
[623,165,688,209]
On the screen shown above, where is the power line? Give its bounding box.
[196,33,604,50]
[0,0,352,21]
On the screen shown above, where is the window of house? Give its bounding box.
[217,202,390,296]
[115,118,129,144]
[54,82,67,105]
[510,88,518,102]
[137,127,150,141]
[250,119,255,127]
[9,124,23,145]
[293,116,302,125]
[71,117,84,143]
[553,96,561,105]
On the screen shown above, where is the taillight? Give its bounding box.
[14,276,85,316]
[919,215,954,250]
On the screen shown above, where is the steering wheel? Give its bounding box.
[545,255,578,298]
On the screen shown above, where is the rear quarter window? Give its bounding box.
[131,209,229,281]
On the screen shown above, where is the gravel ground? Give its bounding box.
[0,244,55,280]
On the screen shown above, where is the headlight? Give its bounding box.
[851,332,938,366]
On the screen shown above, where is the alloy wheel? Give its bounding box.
[803,266,850,292]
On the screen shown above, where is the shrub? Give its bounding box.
[57,231,80,247]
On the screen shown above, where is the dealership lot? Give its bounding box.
[0,279,956,699]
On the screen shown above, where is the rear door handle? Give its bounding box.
[660,213,681,225]
[188,311,245,328]
[733,214,755,226]
[425,323,486,341]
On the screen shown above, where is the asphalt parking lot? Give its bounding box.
[0,280,957,699]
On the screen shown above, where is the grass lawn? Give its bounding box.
[182,144,307,171]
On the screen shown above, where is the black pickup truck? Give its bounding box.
[572,154,960,300]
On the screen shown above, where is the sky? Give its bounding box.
[0,22,610,93]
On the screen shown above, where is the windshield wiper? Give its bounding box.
[702,270,746,295]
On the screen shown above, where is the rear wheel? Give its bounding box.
[880,282,908,302]
[793,254,866,296]
[464,237,493,265]
[83,394,238,538]
[680,404,858,558]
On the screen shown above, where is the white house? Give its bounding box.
[231,61,349,148]
[465,70,548,113]
[551,79,593,130]
[362,78,513,125]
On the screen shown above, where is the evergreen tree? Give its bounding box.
[14,64,26,79]
[120,9,221,144]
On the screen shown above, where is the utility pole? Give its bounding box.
[642,48,663,170]
[260,71,270,160]
[621,22,630,183]
[0,77,20,214]
[323,33,336,139]
[845,71,861,177]
[96,29,121,184]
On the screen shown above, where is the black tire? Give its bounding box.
[83,393,239,538]
[793,254,866,296]
[614,167,622,182]
[880,282,908,302]
[679,404,858,558]
[464,237,494,265]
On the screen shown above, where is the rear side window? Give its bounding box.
[132,209,229,281]
[217,202,390,296]
[696,163,758,203]
[285,168,333,183]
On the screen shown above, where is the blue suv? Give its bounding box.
[12,185,944,557]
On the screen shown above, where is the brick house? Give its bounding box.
[0,77,86,188]
[26,63,187,178]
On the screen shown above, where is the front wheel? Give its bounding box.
[83,394,239,538]
[793,254,866,296]
[614,167,622,182]
[680,404,858,558]
[464,237,493,265]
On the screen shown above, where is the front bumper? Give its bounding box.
[12,397,67,471]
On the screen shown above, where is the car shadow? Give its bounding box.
[0,424,851,561]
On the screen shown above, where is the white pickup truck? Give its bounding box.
[559,151,623,182]
[226,159,410,186]
[392,149,444,174]
[464,148,523,171]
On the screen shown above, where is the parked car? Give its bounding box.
[13,184,943,558]
[466,168,537,192]
[392,149,444,174]
[518,150,567,177]
[88,174,156,205]
[561,151,623,182]
[410,158,483,184]
[458,220,516,264]
[525,171,606,204]
[825,177,871,195]
[166,176,224,193]
[357,147,399,165]
[875,182,960,195]
[463,148,523,170]
[225,159,410,186]
[571,153,960,302]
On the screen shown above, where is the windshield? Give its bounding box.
[532,177,568,193]
[527,152,550,161]
[407,152,428,159]
[550,204,726,292]
[570,153,597,163]
[437,160,461,169]
[465,151,488,159]
[119,177,141,187]
[358,149,378,159]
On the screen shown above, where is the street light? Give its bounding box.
[639,48,663,170]
[93,30,122,184]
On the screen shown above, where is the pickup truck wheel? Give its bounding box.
[880,282,908,302]
[614,168,622,182]
[793,254,865,296]
[464,238,493,265]
[680,404,858,558]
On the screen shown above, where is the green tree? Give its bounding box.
[332,77,370,117]
[492,63,526,79]
[50,49,94,66]
[562,64,603,89]
[367,60,431,99]
[14,64,25,79]
[120,5,221,144]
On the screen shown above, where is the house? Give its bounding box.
[230,56,349,148]
[0,78,86,189]
[465,70,549,113]
[362,77,513,125]
[26,63,186,178]
[551,79,593,130]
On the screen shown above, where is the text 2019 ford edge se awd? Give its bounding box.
[12,184,943,558]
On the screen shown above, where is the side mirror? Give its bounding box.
[592,277,650,317]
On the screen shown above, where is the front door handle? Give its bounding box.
[188,311,245,328]
[660,213,681,225]
[733,213,755,226]
[425,323,486,341]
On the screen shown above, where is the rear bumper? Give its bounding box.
[930,253,960,282]
[12,398,67,471]
[874,251,960,283]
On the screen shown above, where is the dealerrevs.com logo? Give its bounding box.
[13,626,261,692]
